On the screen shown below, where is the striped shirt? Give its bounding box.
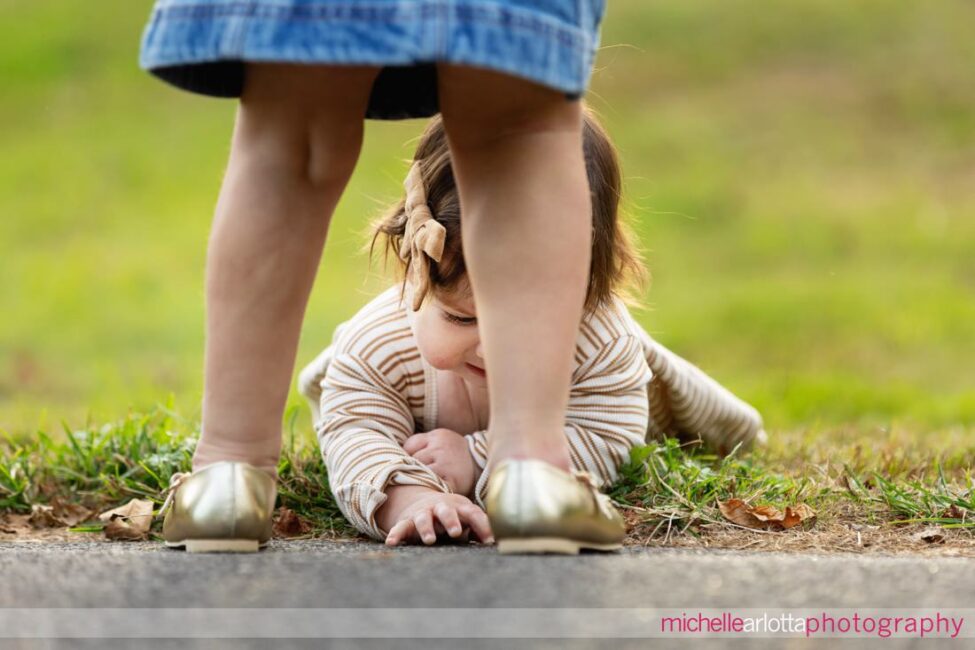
[301,282,654,541]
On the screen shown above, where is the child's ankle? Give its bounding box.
[191,448,280,481]
[488,442,572,473]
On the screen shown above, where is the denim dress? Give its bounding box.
[138,0,608,120]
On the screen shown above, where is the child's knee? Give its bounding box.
[232,103,365,188]
[436,63,582,149]
[233,63,377,186]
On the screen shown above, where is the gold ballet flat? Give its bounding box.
[159,460,277,553]
[485,458,626,555]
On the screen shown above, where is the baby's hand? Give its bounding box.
[385,491,493,547]
[403,428,478,498]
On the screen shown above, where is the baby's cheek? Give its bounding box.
[417,339,461,372]
[419,349,452,371]
[413,326,450,369]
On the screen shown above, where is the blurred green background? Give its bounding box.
[1,0,973,439]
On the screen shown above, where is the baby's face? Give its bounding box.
[410,279,486,384]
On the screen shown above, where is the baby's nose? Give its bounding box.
[475,341,484,359]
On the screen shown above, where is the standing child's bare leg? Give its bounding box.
[192,63,381,478]
[436,64,589,473]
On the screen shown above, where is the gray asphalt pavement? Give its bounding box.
[1,540,973,649]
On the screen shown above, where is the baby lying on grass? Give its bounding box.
[298,110,765,546]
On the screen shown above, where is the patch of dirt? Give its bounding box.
[621,501,975,557]
[4,502,973,556]
[0,512,113,544]
[0,507,356,545]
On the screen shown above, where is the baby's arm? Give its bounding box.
[464,334,653,508]
[297,320,353,425]
[317,350,459,541]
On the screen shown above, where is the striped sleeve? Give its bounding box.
[316,351,452,541]
[466,334,653,509]
[465,430,490,477]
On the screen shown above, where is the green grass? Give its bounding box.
[1,403,970,543]
[614,434,974,538]
[1,1,973,542]
[0,401,354,538]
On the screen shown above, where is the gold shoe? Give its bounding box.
[485,458,626,555]
[159,460,277,553]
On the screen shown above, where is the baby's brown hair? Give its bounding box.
[365,105,649,315]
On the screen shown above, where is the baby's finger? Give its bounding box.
[458,505,494,544]
[423,461,452,486]
[413,449,436,465]
[402,434,428,455]
[413,509,437,545]
[434,502,463,538]
[385,519,415,547]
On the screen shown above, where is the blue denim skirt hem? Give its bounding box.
[138,0,606,120]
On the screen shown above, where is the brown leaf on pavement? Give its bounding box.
[718,498,816,530]
[27,505,62,529]
[98,499,155,541]
[915,527,946,544]
[272,506,312,538]
[942,505,967,520]
[781,504,816,529]
[718,499,766,528]
[750,504,786,523]
[0,513,22,534]
[27,498,94,529]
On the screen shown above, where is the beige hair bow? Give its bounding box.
[398,162,447,311]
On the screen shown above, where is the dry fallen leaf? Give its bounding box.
[718,498,766,529]
[718,498,816,531]
[272,506,312,538]
[0,513,20,535]
[942,505,967,520]
[915,526,946,544]
[27,498,94,529]
[0,512,111,542]
[0,512,29,536]
[27,504,62,529]
[98,499,155,541]
[781,504,816,529]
